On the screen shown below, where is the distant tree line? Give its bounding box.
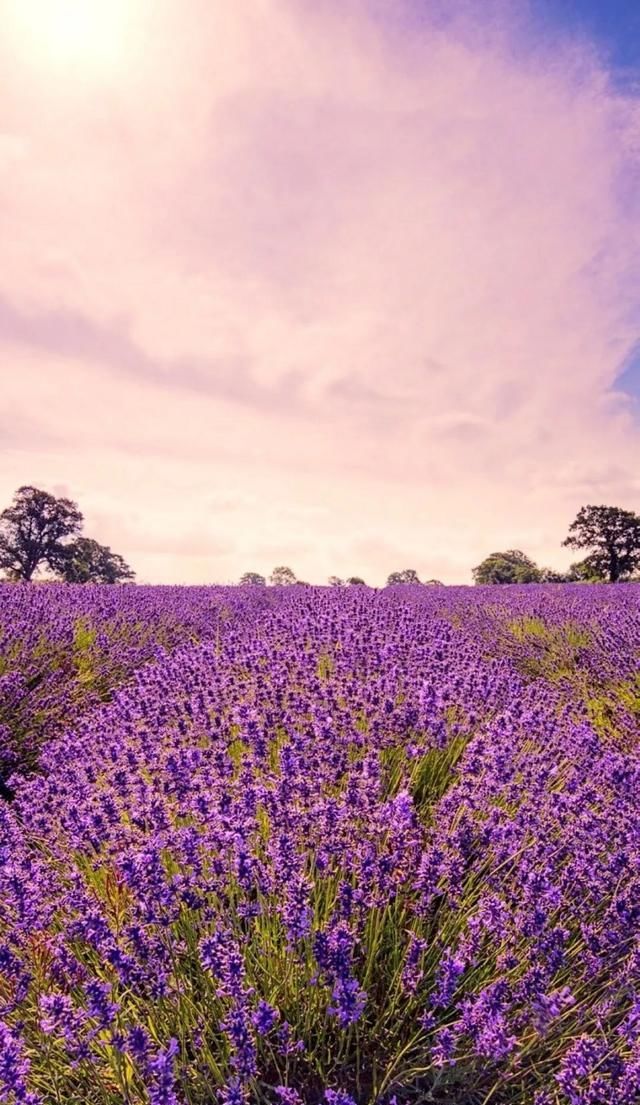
[239,567,304,587]
[0,486,134,583]
[242,506,640,588]
[239,567,443,587]
[4,488,640,587]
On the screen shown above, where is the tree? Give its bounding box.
[424,579,443,585]
[562,505,640,582]
[269,565,297,586]
[346,576,366,586]
[56,538,135,584]
[239,572,266,586]
[565,558,600,583]
[328,576,346,587]
[472,550,541,585]
[386,568,420,585]
[0,486,83,581]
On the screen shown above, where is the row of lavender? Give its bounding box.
[0,583,273,788]
[1,584,640,1104]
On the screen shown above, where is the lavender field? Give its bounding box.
[1,583,640,1105]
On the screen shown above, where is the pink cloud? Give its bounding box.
[0,1,639,583]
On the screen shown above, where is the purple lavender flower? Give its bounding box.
[276,1022,306,1057]
[38,992,80,1043]
[325,1091,357,1105]
[431,1026,457,1068]
[430,948,466,1009]
[401,933,427,995]
[127,1024,153,1064]
[219,1076,248,1105]
[252,1000,279,1035]
[0,1020,39,1103]
[84,979,120,1028]
[147,1037,180,1105]
[275,1088,304,1105]
[328,976,367,1026]
[221,1006,257,1079]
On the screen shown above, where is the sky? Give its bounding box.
[0,0,639,585]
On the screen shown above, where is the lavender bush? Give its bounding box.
[0,584,639,1103]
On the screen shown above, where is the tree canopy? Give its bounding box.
[239,572,266,586]
[269,565,297,586]
[0,486,134,583]
[472,550,541,585]
[562,505,640,582]
[56,538,135,584]
[386,568,420,585]
[0,486,83,581]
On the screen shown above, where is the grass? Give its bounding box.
[503,617,592,682]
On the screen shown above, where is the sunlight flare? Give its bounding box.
[5,0,142,74]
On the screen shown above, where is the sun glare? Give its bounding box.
[5,0,139,75]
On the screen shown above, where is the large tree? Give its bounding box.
[472,550,541,584]
[386,568,420,585]
[56,537,135,584]
[562,505,640,582]
[0,486,83,581]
